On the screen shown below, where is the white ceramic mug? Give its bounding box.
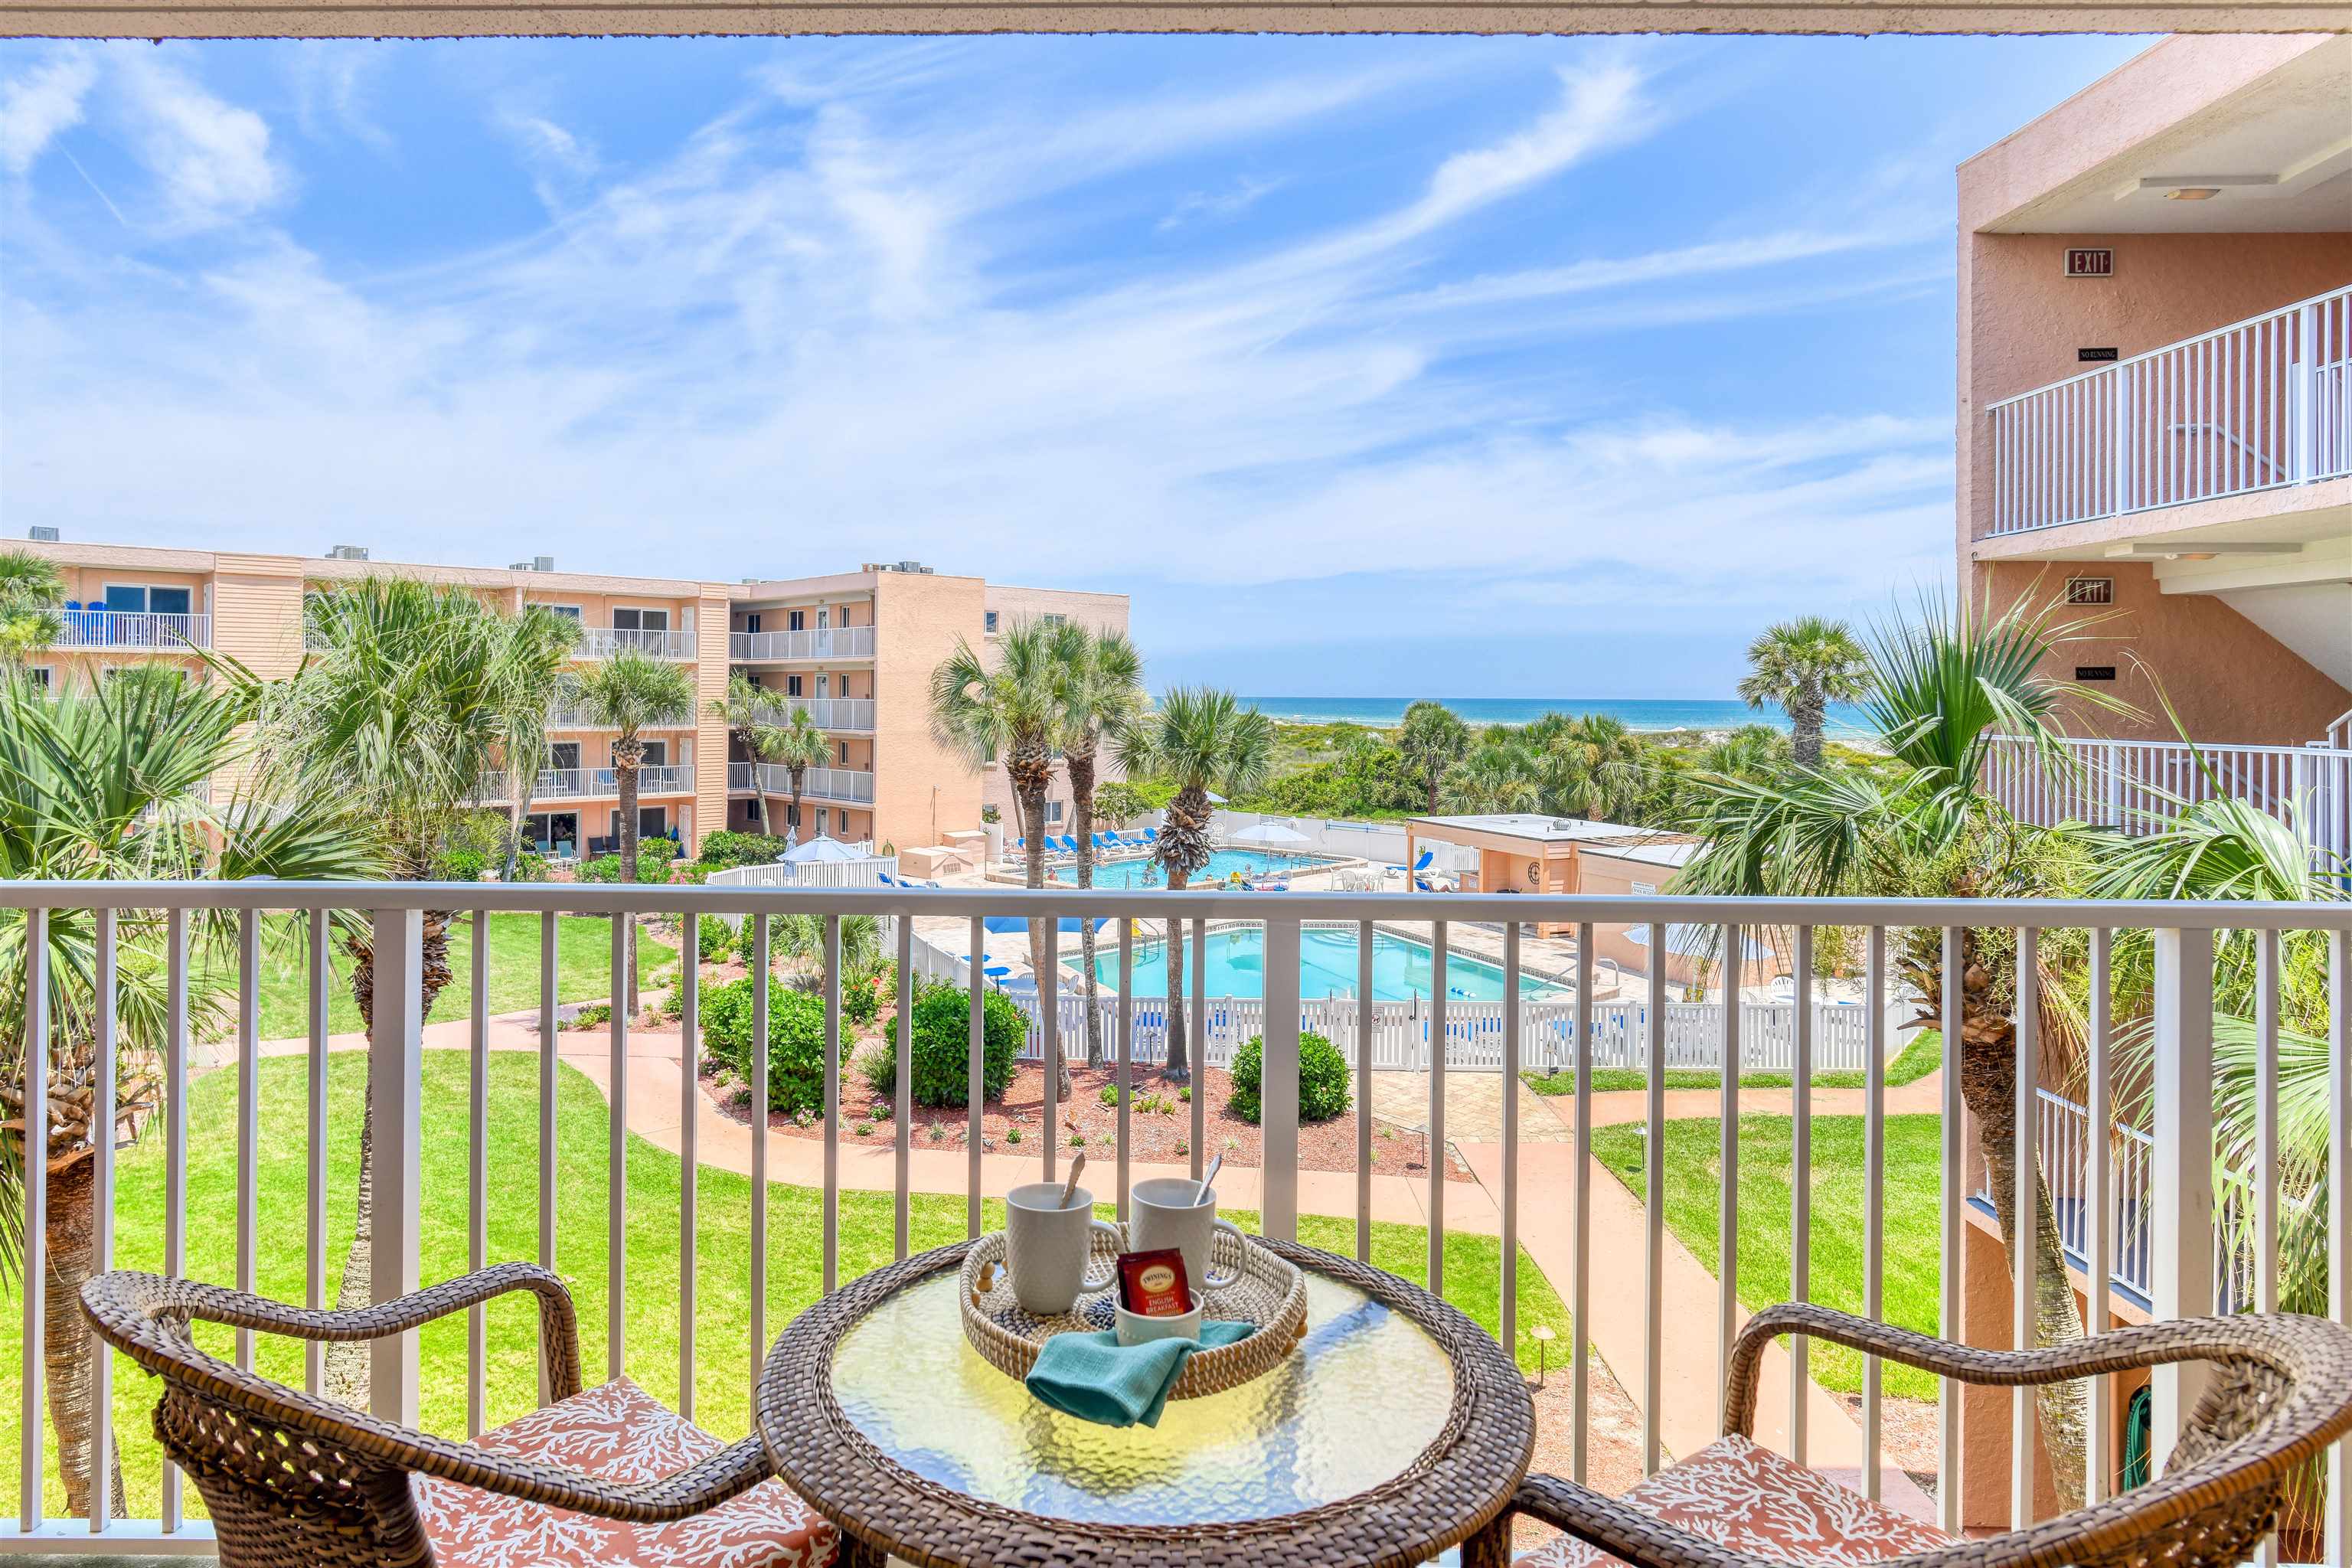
[1004,1182,1122,1316]
[1128,1177,1246,1294]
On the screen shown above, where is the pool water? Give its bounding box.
[1052,849,1334,890]
[1084,925,1563,1001]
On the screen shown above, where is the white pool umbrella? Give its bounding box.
[782,835,864,864]
[1230,822,1313,848]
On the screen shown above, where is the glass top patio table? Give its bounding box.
[826,1267,1455,1524]
[757,1236,1535,1568]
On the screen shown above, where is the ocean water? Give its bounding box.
[1240,697,1872,738]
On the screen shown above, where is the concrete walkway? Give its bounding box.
[214,1012,1939,1514]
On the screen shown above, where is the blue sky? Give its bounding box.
[0,33,2150,696]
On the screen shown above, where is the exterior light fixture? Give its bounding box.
[2164,188,2221,201]
[1530,1325,1558,1389]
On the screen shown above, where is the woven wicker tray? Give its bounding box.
[959,1223,1308,1401]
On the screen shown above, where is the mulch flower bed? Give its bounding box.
[704,1024,1473,1183]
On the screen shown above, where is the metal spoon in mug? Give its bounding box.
[1195,1152,1223,1203]
[1059,1149,1086,1210]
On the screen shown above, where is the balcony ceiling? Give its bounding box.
[8,0,2350,38]
[1985,35,2352,234]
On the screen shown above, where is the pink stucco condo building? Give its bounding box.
[1958,34,2351,860]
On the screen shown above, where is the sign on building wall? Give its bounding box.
[2064,248,2114,277]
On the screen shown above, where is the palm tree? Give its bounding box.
[766,707,831,841]
[0,549,64,668]
[933,614,1064,885]
[0,662,380,1514]
[492,608,583,880]
[710,675,787,835]
[1396,701,1469,815]
[1442,740,1539,814]
[1736,616,1873,769]
[1116,688,1274,1082]
[1049,624,1146,1069]
[268,576,525,1406]
[1674,589,2127,1509]
[1537,714,1653,822]
[573,650,695,881]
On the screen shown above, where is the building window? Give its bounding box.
[547,741,581,770]
[26,666,52,691]
[2066,577,2115,606]
[619,740,669,767]
[1040,612,1066,626]
[103,584,193,616]
[984,610,999,633]
[612,607,670,631]
[788,609,805,632]
[838,741,848,764]
[540,603,583,621]
[785,803,800,828]
[744,612,762,633]
[1044,800,1063,825]
[816,808,829,835]
[786,674,803,696]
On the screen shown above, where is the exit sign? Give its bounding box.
[2065,248,2115,278]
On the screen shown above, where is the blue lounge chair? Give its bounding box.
[1141,827,1158,844]
[1057,835,1080,856]
[1092,833,1114,854]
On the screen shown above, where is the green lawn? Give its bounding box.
[198,913,674,1039]
[5,1051,1570,1521]
[1524,1028,1941,1098]
[1588,1113,1943,1398]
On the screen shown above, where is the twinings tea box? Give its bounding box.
[1116,1249,1193,1317]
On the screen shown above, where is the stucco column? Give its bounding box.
[1405,828,1416,890]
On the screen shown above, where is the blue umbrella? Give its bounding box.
[982,916,1111,936]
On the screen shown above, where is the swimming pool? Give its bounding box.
[1083,925,1565,1001]
[1051,849,1334,890]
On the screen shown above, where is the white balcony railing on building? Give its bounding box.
[48,610,211,651]
[1985,733,2352,862]
[544,696,696,730]
[751,696,876,732]
[1984,283,2352,535]
[750,762,875,804]
[475,763,694,801]
[1,882,2343,1556]
[578,628,697,660]
[729,626,877,662]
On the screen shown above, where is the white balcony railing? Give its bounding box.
[544,696,696,730]
[578,627,697,660]
[1985,732,2352,863]
[750,762,874,804]
[1984,283,2352,535]
[751,696,876,733]
[1,881,2344,1556]
[475,763,695,800]
[729,626,877,662]
[48,609,211,651]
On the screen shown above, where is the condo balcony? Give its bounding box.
[544,694,697,730]
[1983,283,2351,537]
[727,760,877,803]
[474,763,697,801]
[47,609,211,651]
[750,695,876,733]
[729,626,877,662]
[3,878,2341,1563]
[1985,727,2352,864]
[578,627,698,660]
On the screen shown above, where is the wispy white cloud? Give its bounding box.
[0,47,95,176]
[0,39,1965,684]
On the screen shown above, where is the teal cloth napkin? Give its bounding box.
[1024,1320,1254,1428]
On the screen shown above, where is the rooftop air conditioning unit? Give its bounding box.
[325,544,371,561]
[28,526,59,542]
[864,560,935,575]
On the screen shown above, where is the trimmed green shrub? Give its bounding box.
[697,831,789,870]
[437,848,488,881]
[1228,1031,1351,1124]
[579,854,624,884]
[632,854,673,885]
[842,969,883,1027]
[697,917,735,963]
[861,980,1024,1106]
[700,977,848,1119]
[511,851,550,883]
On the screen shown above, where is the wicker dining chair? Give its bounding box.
[1508,1303,2352,1568]
[82,1263,838,1568]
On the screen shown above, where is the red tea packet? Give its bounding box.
[1116,1249,1193,1317]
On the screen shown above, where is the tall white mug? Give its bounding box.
[1004,1182,1122,1316]
[1128,1178,1246,1294]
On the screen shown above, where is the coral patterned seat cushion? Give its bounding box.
[412,1377,836,1568]
[1519,1434,1952,1566]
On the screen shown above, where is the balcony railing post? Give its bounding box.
[2293,302,2317,484]
[368,906,426,1428]
[2149,926,2215,1468]
[2111,364,2132,513]
[1262,917,1302,1243]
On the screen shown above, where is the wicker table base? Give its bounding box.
[760,1236,1534,1568]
